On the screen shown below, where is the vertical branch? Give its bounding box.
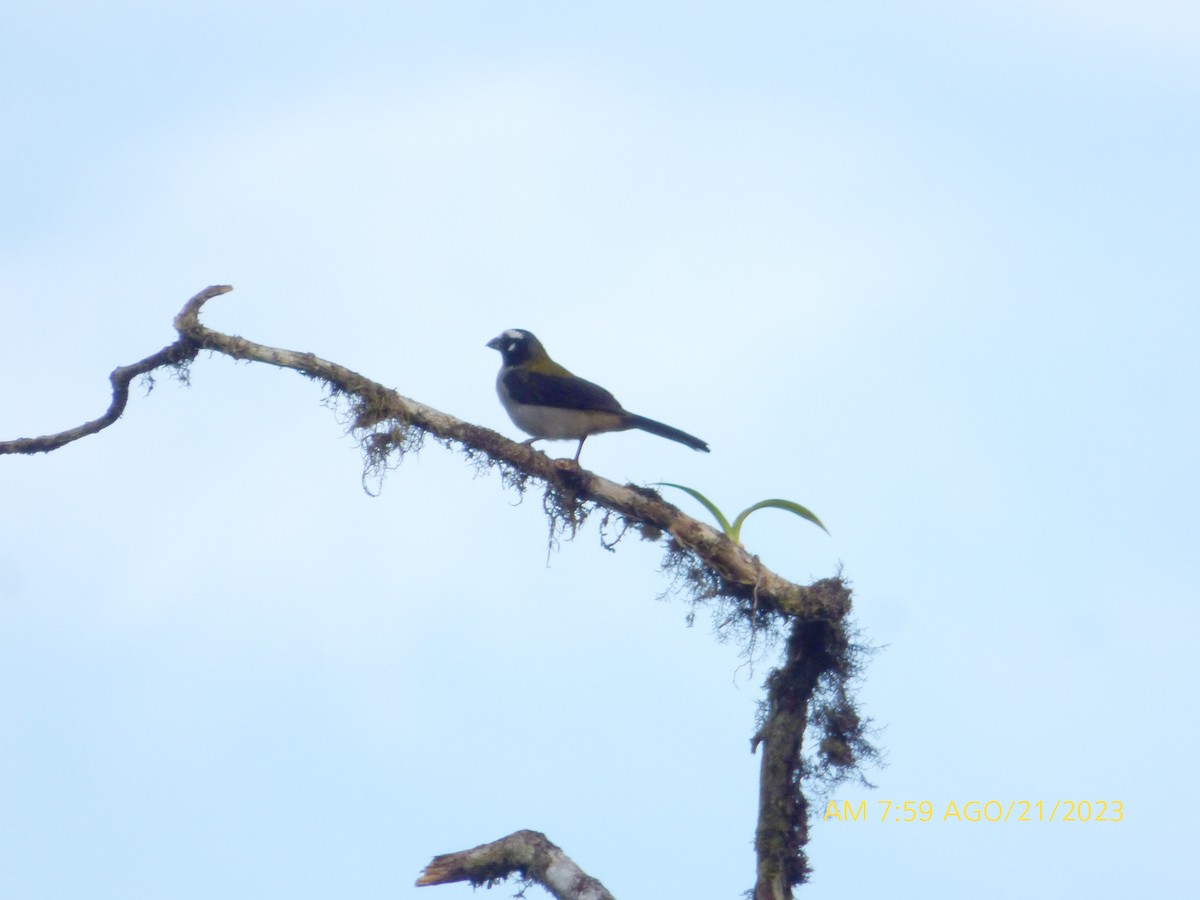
[752,617,843,899]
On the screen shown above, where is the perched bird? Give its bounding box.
[487,328,710,462]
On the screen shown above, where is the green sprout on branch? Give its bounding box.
[657,483,829,545]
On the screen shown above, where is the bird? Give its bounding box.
[486,328,710,462]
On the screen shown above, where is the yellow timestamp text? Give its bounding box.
[823,799,1125,824]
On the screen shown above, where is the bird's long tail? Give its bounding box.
[623,414,710,452]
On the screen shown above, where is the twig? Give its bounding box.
[0,285,232,454]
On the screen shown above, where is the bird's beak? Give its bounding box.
[486,335,503,350]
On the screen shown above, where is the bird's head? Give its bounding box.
[486,329,548,367]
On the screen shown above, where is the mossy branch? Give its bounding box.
[3,285,847,623]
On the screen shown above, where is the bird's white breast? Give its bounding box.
[496,373,623,440]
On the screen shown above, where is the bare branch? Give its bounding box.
[417,830,616,900]
[0,285,235,454]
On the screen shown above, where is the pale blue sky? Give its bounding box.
[2,2,1197,897]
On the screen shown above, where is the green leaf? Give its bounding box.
[730,498,829,542]
[656,482,735,538]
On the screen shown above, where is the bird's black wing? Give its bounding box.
[502,368,625,413]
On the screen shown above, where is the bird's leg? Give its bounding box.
[521,437,540,447]
[573,437,587,462]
